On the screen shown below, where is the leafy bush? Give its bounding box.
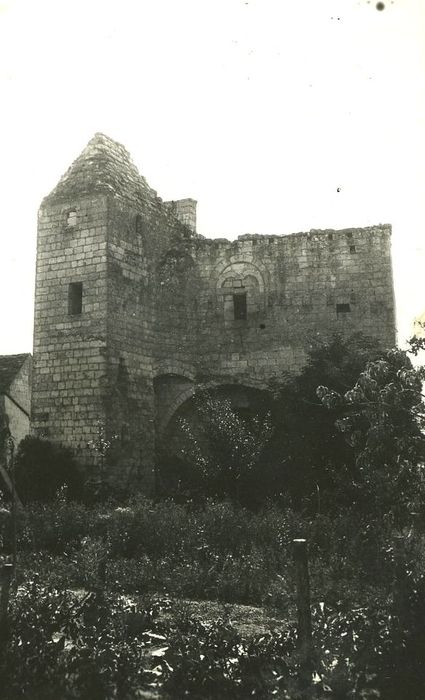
[160,611,298,699]
[18,496,407,611]
[7,491,425,698]
[159,386,274,506]
[317,345,425,523]
[0,583,167,700]
[157,334,389,510]
[4,576,425,700]
[14,436,83,503]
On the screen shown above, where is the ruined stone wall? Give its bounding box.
[32,195,109,458]
[31,134,396,490]
[104,195,196,489]
[31,134,201,488]
[153,224,395,428]
[189,224,395,383]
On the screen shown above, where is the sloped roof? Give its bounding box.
[43,133,160,207]
[0,354,31,393]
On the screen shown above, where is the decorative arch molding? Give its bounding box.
[214,261,267,322]
[214,260,267,294]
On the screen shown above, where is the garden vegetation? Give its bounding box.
[0,333,424,698]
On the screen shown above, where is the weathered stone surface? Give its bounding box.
[31,134,396,490]
[0,354,31,449]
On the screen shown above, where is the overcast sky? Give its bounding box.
[0,0,424,354]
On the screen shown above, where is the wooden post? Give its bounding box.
[97,555,107,587]
[0,563,13,629]
[0,464,24,512]
[293,538,313,690]
[8,438,17,584]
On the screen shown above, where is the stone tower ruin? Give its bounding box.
[31,133,396,490]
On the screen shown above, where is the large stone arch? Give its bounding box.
[155,380,273,494]
[153,372,195,439]
[157,380,271,439]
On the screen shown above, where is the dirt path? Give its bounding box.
[160,598,289,637]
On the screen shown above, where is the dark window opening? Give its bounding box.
[68,282,83,315]
[336,303,351,314]
[350,245,356,253]
[135,214,143,234]
[233,293,247,320]
[328,233,333,240]
[67,210,77,227]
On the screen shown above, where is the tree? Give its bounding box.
[316,342,425,522]
[14,436,82,503]
[159,387,273,506]
[268,333,384,511]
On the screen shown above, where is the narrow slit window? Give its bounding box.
[135,214,143,234]
[233,292,247,320]
[68,282,83,315]
[336,303,351,314]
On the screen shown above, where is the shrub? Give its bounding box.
[14,436,83,503]
[0,583,167,700]
[18,499,97,553]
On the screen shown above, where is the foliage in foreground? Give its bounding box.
[317,346,425,523]
[16,497,302,606]
[13,436,82,503]
[16,495,421,610]
[171,386,273,504]
[1,566,425,700]
[158,333,425,520]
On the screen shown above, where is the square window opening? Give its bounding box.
[68,282,83,315]
[233,292,247,320]
[336,303,351,314]
[67,210,77,227]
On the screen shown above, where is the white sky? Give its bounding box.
[0,0,424,354]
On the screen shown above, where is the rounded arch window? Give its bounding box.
[220,274,261,322]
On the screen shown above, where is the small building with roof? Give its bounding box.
[0,354,32,451]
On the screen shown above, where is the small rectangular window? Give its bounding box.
[234,293,247,320]
[336,303,351,314]
[68,282,83,315]
[67,210,77,227]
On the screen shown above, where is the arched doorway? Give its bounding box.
[155,382,273,502]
